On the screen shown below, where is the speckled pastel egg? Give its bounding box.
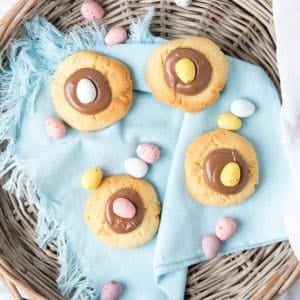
[81,167,103,190]
[105,27,127,46]
[81,0,105,21]
[101,281,122,300]
[201,235,220,259]
[175,0,192,7]
[113,197,136,219]
[45,117,66,140]
[76,78,97,104]
[217,112,242,131]
[136,143,160,164]
[124,158,148,178]
[216,217,237,241]
[230,99,255,118]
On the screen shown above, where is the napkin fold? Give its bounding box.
[0,12,290,300]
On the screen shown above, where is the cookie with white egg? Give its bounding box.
[51,51,132,131]
[146,37,228,112]
[84,175,160,249]
[185,129,259,207]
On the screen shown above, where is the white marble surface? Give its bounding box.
[0,0,299,299]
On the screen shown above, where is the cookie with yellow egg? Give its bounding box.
[51,51,132,131]
[146,37,228,112]
[84,175,161,249]
[185,129,259,207]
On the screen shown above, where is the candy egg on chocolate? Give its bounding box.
[81,167,103,190]
[231,99,255,118]
[101,281,122,300]
[105,27,127,46]
[81,0,105,21]
[45,117,66,140]
[216,217,237,241]
[113,197,136,219]
[136,143,160,164]
[76,78,97,104]
[124,158,148,178]
[202,234,220,259]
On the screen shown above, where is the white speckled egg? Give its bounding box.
[230,99,255,118]
[105,27,127,46]
[216,217,237,241]
[136,143,160,164]
[175,0,192,8]
[202,235,220,259]
[124,158,148,178]
[76,78,97,104]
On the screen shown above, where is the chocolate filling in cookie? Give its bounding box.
[64,68,111,115]
[165,48,212,96]
[203,149,249,195]
[105,188,144,234]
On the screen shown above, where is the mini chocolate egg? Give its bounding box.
[202,235,220,259]
[101,281,122,300]
[136,143,160,164]
[113,197,136,219]
[230,99,255,118]
[175,0,192,7]
[76,78,97,104]
[175,58,196,83]
[124,158,148,178]
[216,217,237,241]
[81,167,103,190]
[217,112,242,131]
[81,0,105,21]
[45,117,66,140]
[105,27,127,46]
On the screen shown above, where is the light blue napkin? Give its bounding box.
[0,16,290,300]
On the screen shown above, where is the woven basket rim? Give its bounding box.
[0,1,299,299]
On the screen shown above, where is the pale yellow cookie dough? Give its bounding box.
[185,129,259,207]
[51,51,132,131]
[84,175,161,249]
[147,37,228,112]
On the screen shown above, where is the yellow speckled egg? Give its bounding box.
[175,58,196,83]
[81,167,103,190]
[220,162,241,187]
[217,113,242,131]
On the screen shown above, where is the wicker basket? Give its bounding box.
[0,0,299,299]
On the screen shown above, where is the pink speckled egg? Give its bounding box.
[105,27,127,46]
[81,0,105,21]
[201,235,220,259]
[101,281,122,300]
[45,117,66,140]
[136,143,160,164]
[113,198,136,219]
[215,217,237,241]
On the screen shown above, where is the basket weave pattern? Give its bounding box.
[0,0,299,299]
